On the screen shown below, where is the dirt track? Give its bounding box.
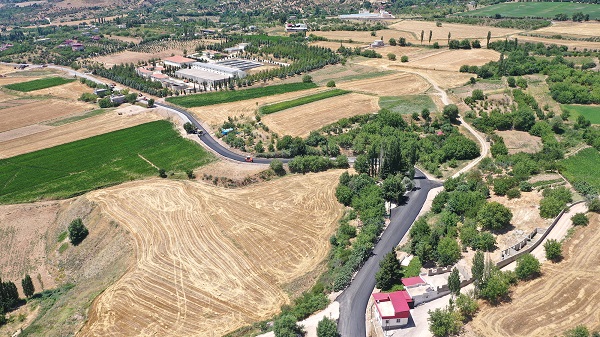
[471,213,600,336]
[262,93,379,137]
[80,171,344,336]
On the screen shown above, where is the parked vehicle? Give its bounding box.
[245,156,253,163]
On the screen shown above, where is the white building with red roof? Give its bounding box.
[372,291,411,330]
[163,55,196,68]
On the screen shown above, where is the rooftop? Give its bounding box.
[402,276,426,287]
[373,291,410,319]
[175,68,232,81]
[163,55,196,64]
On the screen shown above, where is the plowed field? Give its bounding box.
[80,171,344,336]
[262,93,379,137]
[335,73,430,96]
[471,213,600,337]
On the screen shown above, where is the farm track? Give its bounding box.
[80,171,344,336]
[472,214,600,336]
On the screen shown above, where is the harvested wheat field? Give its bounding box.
[195,160,269,180]
[93,51,159,67]
[0,99,94,133]
[189,87,329,125]
[312,30,390,43]
[336,73,430,96]
[404,48,500,72]
[262,93,378,137]
[80,171,344,337]
[534,21,600,37]
[0,76,41,85]
[517,35,600,51]
[0,109,161,158]
[390,20,521,43]
[471,213,600,337]
[497,130,543,154]
[28,80,92,100]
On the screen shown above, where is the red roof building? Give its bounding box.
[402,276,426,287]
[372,291,411,330]
[163,55,196,68]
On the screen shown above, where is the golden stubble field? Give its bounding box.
[80,170,344,336]
[262,93,379,137]
[390,20,522,43]
[471,213,600,336]
[335,72,430,95]
[0,99,94,133]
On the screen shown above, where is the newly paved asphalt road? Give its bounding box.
[337,170,441,337]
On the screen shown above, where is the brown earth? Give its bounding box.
[92,51,161,67]
[390,20,522,43]
[188,87,329,126]
[107,35,143,44]
[0,109,161,158]
[533,21,600,37]
[471,213,600,337]
[311,30,388,43]
[335,73,430,96]
[262,93,379,137]
[0,76,41,85]
[516,35,600,51]
[195,160,269,181]
[0,99,94,133]
[497,130,543,154]
[401,49,500,72]
[28,80,92,100]
[80,170,344,336]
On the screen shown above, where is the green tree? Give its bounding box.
[21,274,34,298]
[183,122,196,134]
[387,53,396,61]
[442,104,459,123]
[477,202,512,230]
[428,304,463,337]
[448,267,461,296]
[147,98,155,107]
[326,80,336,88]
[421,108,431,121]
[472,250,485,289]
[375,250,403,291]
[388,37,397,46]
[515,253,540,280]
[539,197,565,218]
[456,292,478,319]
[429,30,432,44]
[316,317,339,337]
[68,218,89,246]
[354,154,369,175]
[400,55,409,62]
[274,314,304,337]
[382,174,406,205]
[507,76,516,87]
[421,30,424,44]
[270,159,286,176]
[302,75,313,83]
[98,97,112,108]
[480,271,509,304]
[544,239,562,262]
[486,31,491,48]
[437,237,461,266]
[571,213,589,226]
[564,325,590,337]
[587,198,600,213]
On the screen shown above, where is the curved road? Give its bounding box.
[337,170,441,337]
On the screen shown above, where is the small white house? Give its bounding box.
[372,291,411,330]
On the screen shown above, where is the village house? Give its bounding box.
[372,291,412,330]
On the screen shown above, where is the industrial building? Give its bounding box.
[174,68,232,87]
[285,23,308,32]
[339,9,395,20]
[163,55,196,68]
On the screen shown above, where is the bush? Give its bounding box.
[506,188,521,199]
[433,42,440,49]
[588,198,600,213]
[79,93,98,102]
[400,55,409,62]
[477,202,513,230]
[98,97,112,108]
[519,181,533,192]
[544,239,562,262]
[437,237,461,266]
[158,168,167,178]
[302,75,313,83]
[456,292,478,319]
[316,317,339,337]
[270,159,286,176]
[68,218,88,246]
[539,197,566,218]
[387,53,396,61]
[326,80,336,88]
[515,253,540,280]
[571,213,589,226]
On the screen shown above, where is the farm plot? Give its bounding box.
[0,120,213,204]
[312,30,390,43]
[0,109,161,158]
[404,49,500,72]
[92,51,160,67]
[379,95,437,115]
[0,76,42,86]
[471,213,600,336]
[389,20,521,43]
[462,1,600,20]
[336,73,430,96]
[260,89,350,115]
[516,35,600,51]
[497,130,543,154]
[560,148,600,192]
[262,93,378,137]
[4,77,75,92]
[188,87,329,125]
[562,104,600,125]
[534,21,600,38]
[0,99,94,133]
[80,170,344,337]
[28,80,93,100]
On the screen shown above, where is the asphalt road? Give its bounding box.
[336,169,441,337]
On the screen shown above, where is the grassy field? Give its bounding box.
[562,104,600,124]
[560,148,600,191]
[166,82,318,108]
[461,2,600,20]
[0,120,213,204]
[260,89,350,115]
[4,77,76,92]
[379,95,437,115]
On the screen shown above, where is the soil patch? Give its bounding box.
[389,20,521,43]
[0,99,94,133]
[335,73,430,96]
[497,130,543,154]
[28,80,92,100]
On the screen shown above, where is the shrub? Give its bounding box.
[158,168,167,178]
[544,239,562,262]
[433,42,440,49]
[515,253,541,280]
[270,159,286,176]
[302,75,313,83]
[400,55,409,62]
[456,292,478,318]
[506,188,521,199]
[519,181,533,192]
[326,80,336,88]
[79,93,98,102]
[387,53,396,61]
[477,202,513,230]
[588,198,600,213]
[571,213,589,226]
[68,218,88,246]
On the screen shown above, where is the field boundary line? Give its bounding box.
[138,154,159,170]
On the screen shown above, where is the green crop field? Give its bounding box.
[461,2,600,19]
[0,121,213,204]
[563,104,600,124]
[166,82,318,108]
[379,95,437,115]
[259,89,350,115]
[560,148,600,192]
[4,77,76,92]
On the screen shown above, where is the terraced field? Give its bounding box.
[80,170,344,336]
